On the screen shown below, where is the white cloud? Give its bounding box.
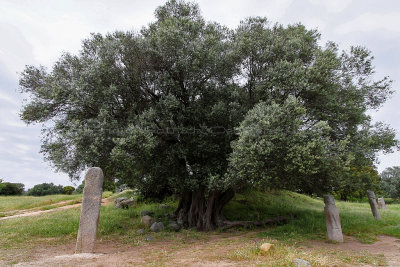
[302,17,327,31]
[0,22,36,77]
[0,92,18,105]
[336,13,400,34]
[198,0,294,28]
[308,0,352,13]
[0,0,164,67]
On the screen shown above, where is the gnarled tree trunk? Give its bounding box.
[175,188,235,231]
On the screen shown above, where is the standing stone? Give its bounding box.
[324,195,343,243]
[377,198,386,210]
[367,190,381,220]
[75,167,104,253]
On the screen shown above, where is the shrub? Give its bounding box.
[27,183,64,196]
[0,181,25,195]
[63,186,75,195]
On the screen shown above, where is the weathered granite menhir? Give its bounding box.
[75,167,104,253]
[367,190,381,220]
[324,194,343,243]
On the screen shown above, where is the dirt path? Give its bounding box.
[9,234,400,266]
[0,198,110,221]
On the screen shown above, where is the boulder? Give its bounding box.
[114,197,134,209]
[159,204,169,209]
[136,228,145,235]
[167,221,181,232]
[141,215,154,226]
[150,222,164,232]
[141,211,155,216]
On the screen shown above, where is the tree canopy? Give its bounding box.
[380,166,400,198]
[19,0,398,230]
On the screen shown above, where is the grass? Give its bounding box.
[0,190,399,266]
[0,191,113,218]
[0,194,82,213]
[225,237,386,266]
[224,190,400,244]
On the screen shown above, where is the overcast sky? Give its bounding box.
[0,0,399,189]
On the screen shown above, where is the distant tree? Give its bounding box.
[335,165,381,200]
[380,167,400,198]
[0,181,25,195]
[63,186,75,195]
[19,0,398,230]
[73,181,85,194]
[27,183,64,196]
[0,179,4,192]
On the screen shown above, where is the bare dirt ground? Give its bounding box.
[8,234,400,267]
[302,235,400,267]
[0,199,110,221]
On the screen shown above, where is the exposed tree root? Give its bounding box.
[220,214,294,230]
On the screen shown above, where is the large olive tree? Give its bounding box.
[20,0,397,230]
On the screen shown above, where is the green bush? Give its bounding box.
[63,186,75,195]
[0,181,25,195]
[27,183,64,196]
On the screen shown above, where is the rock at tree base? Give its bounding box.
[260,243,273,253]
[145,236,155,241]
[367,190,381,220]
[141,211,155,216]
[167,221,181,232]
[75,167,104,253]
[136,228,145,235]
[323,195,343,243]
[150,222,164,232]
[114,197,134,209]
[377,198,386,210]
[159,204,169,208]
[141,215,154,226]
[294,258,311,267]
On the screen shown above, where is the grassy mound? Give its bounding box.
[0,190,399,250]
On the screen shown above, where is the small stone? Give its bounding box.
[141,211,155,216]
[150,222,164,232]
[145,236,155,241]
[167,221,181,232]
[294,258,311,267]
[159,204,169,208]
[136,228,145,235]
[260,243,273,253]
[141,215,154,226]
